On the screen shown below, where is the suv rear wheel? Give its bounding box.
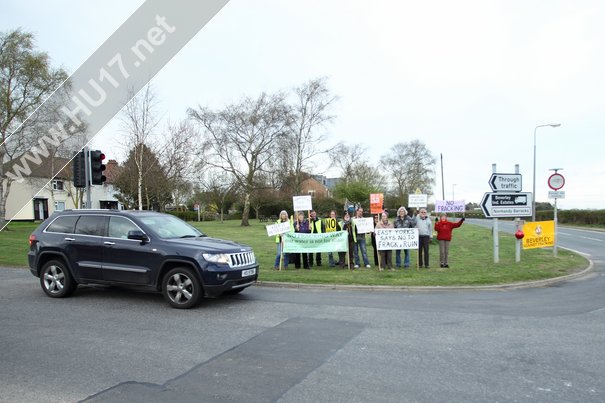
[162,267,201,309]
[40,260,77,298]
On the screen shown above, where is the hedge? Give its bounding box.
[168,208,605,226]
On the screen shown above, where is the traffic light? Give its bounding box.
[90,150,106,185]
[72,151,86,188]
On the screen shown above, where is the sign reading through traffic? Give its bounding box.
[481,192,533,218]
[489,173,522,192]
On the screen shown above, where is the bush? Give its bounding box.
[167,211,219,222]
[462,209,605,226]
[166,210,197,221]
[557,209,605,226]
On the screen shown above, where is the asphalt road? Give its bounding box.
[1,221,604,402]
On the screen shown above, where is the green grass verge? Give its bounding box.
[0,222,36,267]
[2,220,588,286]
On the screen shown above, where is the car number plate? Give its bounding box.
[242,268,256,277]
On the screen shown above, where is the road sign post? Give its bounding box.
[485,166,527,263]
[549,170,565,257]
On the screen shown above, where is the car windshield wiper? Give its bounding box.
[179,234,198,238]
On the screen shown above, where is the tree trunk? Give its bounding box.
[241,191,250,226]
[0,179,13,229]
[145,185,151,211]
[138,172,143,211]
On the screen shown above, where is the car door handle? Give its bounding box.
[104,241,115,245]
[64,237,75,241]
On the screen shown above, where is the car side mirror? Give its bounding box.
[127,230,149,243]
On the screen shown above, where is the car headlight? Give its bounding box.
[202,253,230,264]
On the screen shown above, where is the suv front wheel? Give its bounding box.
[40,260,77,298]
[162,267,201,309]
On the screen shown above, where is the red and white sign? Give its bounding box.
[547,173,565,190]
[370,193,384,214]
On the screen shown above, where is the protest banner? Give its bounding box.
[375,228,419,250]
[408,194,428,208]
[522,221,555,249]
[435,200,466,213]
[283,232,348,253]
[266,221,292,237]
[293,195,313,212]
[354,217,374,234]
[370,193,384,214]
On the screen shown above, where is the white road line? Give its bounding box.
[558,232,603,241]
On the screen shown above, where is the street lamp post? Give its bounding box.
[532,123,561,221]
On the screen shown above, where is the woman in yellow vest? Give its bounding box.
[323,210,341,267]
[308,209,323,267]
[273,210,292,270]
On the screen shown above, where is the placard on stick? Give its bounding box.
[293,195,313,212]
[370,193,384,214]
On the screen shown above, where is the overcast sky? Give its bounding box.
[2,0,604,209]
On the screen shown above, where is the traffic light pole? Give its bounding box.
[85,147,92,209]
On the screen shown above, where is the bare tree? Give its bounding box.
[352,161,387,190]
[119,84,160,210]
[331,142,367,183]
[160,119,198,206]
[0,29,68,227]
[281,78,337,194]
[381,140,436,206]
[188,92,291,226]
[200,169,238,223]
[249,171,280,219]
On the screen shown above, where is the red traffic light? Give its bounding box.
[90,150,107,185]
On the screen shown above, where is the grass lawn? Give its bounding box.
[2,219,588,286]
[190,220,587,286]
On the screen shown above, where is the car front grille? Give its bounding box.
[228,251,255,268]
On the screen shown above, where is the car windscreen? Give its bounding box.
[138,215,205,239]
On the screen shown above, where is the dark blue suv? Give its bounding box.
[28,210,258,308]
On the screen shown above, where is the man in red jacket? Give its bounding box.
[434,214,465,268]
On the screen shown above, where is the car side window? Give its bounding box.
[46,215,79,233]
[74,215,107,236]
[108,217,140,239]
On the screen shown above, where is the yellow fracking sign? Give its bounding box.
[522,220,555,249]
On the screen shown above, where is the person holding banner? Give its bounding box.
[273,210,292,270]
[340,211,356,268]
[323,210,341,267]
[292,211,311,269]
[370,215,379,267]
[434,214,465,268]
[394,206,414,268]
[353,207,372,268]
[376,211,394,271]
[416,208,433,268]
[308,210,323,267]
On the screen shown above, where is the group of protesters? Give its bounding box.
[273,206,464,271]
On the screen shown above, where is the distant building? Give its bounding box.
[301,176,331,199]
[2,156,122,221]
[312,174,342,192]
